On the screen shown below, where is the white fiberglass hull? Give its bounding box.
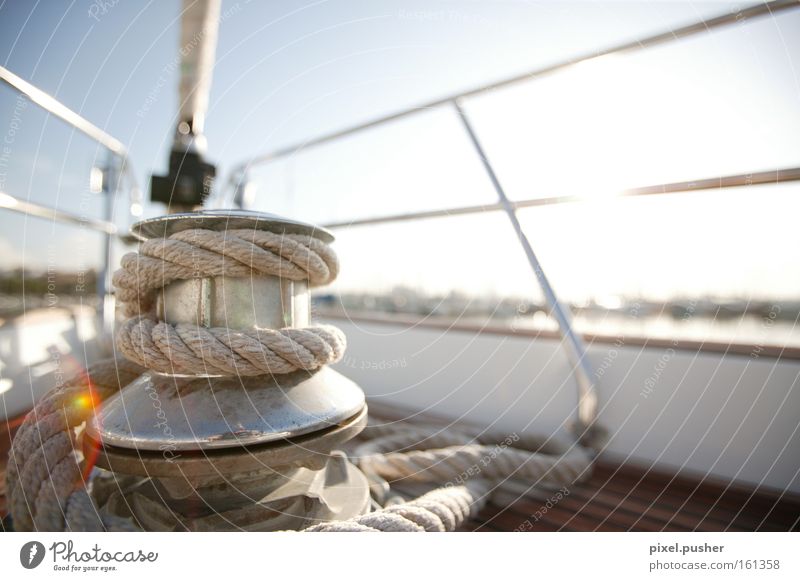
[328,318,800,494]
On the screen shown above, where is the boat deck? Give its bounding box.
[2,405,799,532]
[455,461,800,532]
[366,404,800,532]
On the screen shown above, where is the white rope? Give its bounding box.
[113,228,344,376]
[113,228,339,318]
[116,316,345,376]
[5,360,145,531]
[301,425,591,532]
[304,482,488,532]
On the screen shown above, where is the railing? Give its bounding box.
[0,65,141,234]
[0,64,141,329]
[0,192,117,234]
[319,167,800,229]
[229,1,800,177]
[227,0,800,435]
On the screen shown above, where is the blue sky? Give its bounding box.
[1,1,799,302]
[1,0,768,199]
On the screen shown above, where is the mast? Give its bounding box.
[150,0,221,212]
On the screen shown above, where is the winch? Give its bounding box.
[6,208,592,533]
[82,209,372,531]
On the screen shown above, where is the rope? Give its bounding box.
[113,228,338,318]
[302,424,591,532]
[304,482,489,532]
[5,359,145,532]
[113,228,344,376]
[361,445,588,485]
[116,316,345,376]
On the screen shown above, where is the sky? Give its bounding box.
[0,0,798,303]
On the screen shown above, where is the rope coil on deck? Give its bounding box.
[303,423,591,532]
[113,228,345,376]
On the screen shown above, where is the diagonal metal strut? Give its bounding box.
[452,99,599,442]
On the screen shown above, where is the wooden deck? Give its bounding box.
[366,404,800,532]
[3,406,799,532]
[454,461,800,532]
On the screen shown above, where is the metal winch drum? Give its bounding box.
[82,210,371,531]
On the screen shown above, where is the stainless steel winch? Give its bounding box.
[82,210,371,531]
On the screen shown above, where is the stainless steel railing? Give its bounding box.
[225,0,800,438]
[319,167,800,229]
[0,64,141,234]
[0,64,141,329]
[228,1,799,177]
[0,65,127,156]
[0,192,117,234]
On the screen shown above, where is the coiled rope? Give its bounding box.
[6,226,593,531]
[113,228,345,376]
[304,422,591,532]
[5,359,143,532]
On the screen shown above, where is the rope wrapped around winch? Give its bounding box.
[113,228,345,376]
[6,227,593,531]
